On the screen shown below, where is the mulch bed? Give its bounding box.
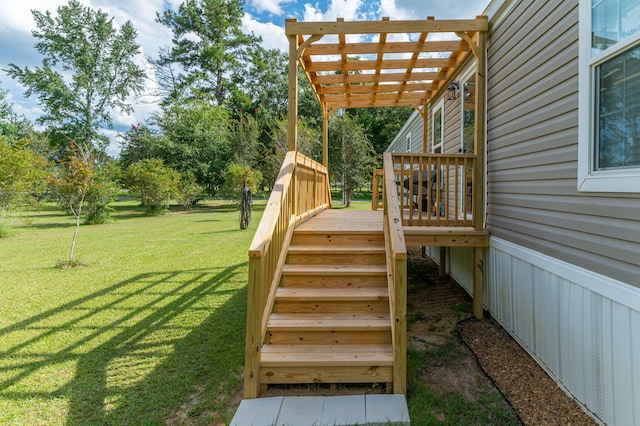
[459,318,598,426]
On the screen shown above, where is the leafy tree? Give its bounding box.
[155,100,230,194]
[349,107,413,154]
[124,159,179,216]
[266,117,321,188]
[329,113,376,207]
[48,143,98,264]
[0,136,49,215]
[176,171,204,210]
[220,163,261,228]
[85,160,120,224]
[157,0,259,106]
[0,86,33,143]
[6,0,145,152]
[226,112,261,228]
[118,123,161,170]
[233,46,289,125]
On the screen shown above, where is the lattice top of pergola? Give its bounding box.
[285,17,488,111]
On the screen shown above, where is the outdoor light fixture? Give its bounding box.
[447,82,460,100]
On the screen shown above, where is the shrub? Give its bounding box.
[124,159,179,216]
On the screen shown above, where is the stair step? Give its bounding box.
[276,287,388,302]
[282,264,387,276]
[288,245,385,254]
[268,313,391,331]
[260,365,393,384]
[291,230,384,246]
[261,344,393,367]
[286,245,386,266]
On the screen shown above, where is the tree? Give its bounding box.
[154,100,230,194]
[349,107,413,154]
[124,159,179,216]
[48,143,98,264]
[0,86,33,143]
[220,163,261,228]
[118,123,161,170]
[226,112,260,228]
[329,113,376,207]
[265,117,321,190]
[176,171,204,210]
[157,0,259,106]
[0,136,48,215]
[85,160,120,224]
[6,0,145,153]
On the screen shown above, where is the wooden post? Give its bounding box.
[473,18,487,231]
[244,255,264,398]
[393,254,407,394]
[322,103,329,167]
[473,247,484,319]
[287,23,299,152]
[439,247,447,277]
[422,99,428,153]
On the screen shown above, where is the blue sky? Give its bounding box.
[0,0,490,156]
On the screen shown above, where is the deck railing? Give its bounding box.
[376,153,477,228]
[244,151,331,399]
[382,152,408,394]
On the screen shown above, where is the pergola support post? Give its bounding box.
[472,17,487,319]
[322,103,329,166]
[287,27,298,152]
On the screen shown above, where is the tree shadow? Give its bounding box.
[0,264,248,425]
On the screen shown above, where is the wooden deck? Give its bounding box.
[298,209,488,248]
[296,209,384,232]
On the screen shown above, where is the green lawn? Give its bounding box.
[0,200,261,425]
[1,198,515,425]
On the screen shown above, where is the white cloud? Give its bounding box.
[302,0,365,22]
[0,0,491,157]
[248,0,294,15]
[242,14,287,51]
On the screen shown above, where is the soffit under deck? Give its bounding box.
[285,17,489,111]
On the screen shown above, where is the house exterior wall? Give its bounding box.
[480,0,640,424]
[386,109,424,153]
[486,0,640,287]
[388,1,640,423]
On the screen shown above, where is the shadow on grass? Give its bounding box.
[0,264,248,425]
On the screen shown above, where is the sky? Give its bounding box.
[0,0,490,156]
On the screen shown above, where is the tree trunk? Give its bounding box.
[69,199,83,262]
[240,187,251,229]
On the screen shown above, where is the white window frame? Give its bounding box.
[578,0,640,192]
[431,99,444,153]
[406,132,412,152]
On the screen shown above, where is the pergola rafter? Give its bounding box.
[284,15,488,164]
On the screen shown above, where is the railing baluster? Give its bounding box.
[384,153,477,228]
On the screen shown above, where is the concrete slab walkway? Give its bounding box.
[230,394,410,426]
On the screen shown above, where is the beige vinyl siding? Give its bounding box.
[443,95,461,154]
[386,110,424,153]
[486,0,640,286]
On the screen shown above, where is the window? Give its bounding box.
[578,0,640,192]
[432,100,443,153]
[406,132,412,152]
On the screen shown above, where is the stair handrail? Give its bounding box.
[244,151,331,399]
[382,152,408,394]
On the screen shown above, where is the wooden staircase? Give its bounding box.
[259,213,394,389]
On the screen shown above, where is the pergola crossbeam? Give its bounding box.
[287,16,487,111]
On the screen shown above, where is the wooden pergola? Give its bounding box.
[284,16,489,169]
